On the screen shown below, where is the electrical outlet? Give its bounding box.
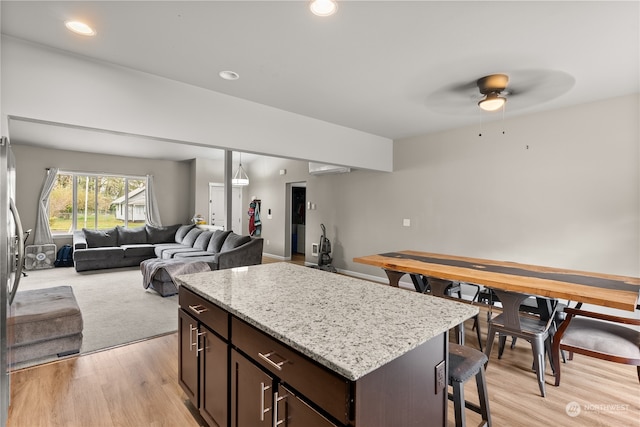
[266,240,270,245]
[435,360,445,394]
[403,218,411,227]
[311,243,319,257]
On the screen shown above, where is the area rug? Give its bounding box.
[12,265,177,369]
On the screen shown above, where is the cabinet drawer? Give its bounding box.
[179,287,228,340]
[279,385,340,427]
[232,317,350,425]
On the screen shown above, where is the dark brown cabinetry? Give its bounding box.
[179,286,448,427]
[230,349,339,427]
[230,349,274,427]
[178,290,229,427]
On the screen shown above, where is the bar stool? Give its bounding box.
[448,343,492,427]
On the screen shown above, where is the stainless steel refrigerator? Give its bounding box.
[1,136,25,425]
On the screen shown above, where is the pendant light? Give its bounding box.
[232,153,249,186]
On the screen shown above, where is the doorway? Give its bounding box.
[291,183,306,260]
[208,183,242,234]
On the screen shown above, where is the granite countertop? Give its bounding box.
[175,263,478,381]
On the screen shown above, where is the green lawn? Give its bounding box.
[50,214,145,232]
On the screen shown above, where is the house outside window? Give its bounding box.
[49,172,147,234]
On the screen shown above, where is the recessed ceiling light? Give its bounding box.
[219,71,240,81]
[310,0,338,17]
[65,21,96,36]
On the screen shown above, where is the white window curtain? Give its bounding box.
[33,167,58,245]
[145,174,162,227]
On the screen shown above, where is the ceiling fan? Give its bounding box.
[426,69,575,115]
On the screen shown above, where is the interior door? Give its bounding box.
[209,184,242,233]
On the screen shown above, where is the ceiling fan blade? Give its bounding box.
[426,69,575,115]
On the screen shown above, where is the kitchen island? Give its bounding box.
[175,262,478,427]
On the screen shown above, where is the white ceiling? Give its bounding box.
[1,1,638,161]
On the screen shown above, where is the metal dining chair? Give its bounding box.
[413,275,484,351]
[484,288,558,397]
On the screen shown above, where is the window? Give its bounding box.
[49,172,147,234]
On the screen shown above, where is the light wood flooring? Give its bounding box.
[7,265,639,426]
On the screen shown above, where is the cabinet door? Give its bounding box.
[278,385,339,427]
[231,349,273,427]
[178,309,198,406]
[200,326,228,427]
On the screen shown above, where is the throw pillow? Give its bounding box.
[181,228,203,247]
[174,224,195,243]
[220,232,251,252]
[83,228,118,248]
[207,230,232,254]
[193,231,213,250]
[146,224,180,244]
[116,226,147,245]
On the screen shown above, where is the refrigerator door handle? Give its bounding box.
[9,197,24,305]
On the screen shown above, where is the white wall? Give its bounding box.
[309,94,639,279]
[1,36,393,172]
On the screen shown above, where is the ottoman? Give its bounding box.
[141,258,211,297]
[8,286,83,365]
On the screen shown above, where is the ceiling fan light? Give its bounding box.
[310,0,337,17]
[478,93,506,112]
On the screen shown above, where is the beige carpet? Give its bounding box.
[13,265,177,369]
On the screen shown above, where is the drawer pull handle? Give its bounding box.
[189,304,208,315]
[273,391,288,426]
[258,351,287,371]
[260,382,271,421]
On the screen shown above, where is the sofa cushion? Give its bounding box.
[121,244,155,258]
[153,243,186,258]
[173,251,214,258]
[220,232,252,252]
[73,247,124,261]
[146,224,181,244]
[83,228,118,248]
[193,231,213,250]
[175,224,195,244]
[161,247,201,259]
[207,230,232,254]
[182,228,203,247]
[116,226,147,245]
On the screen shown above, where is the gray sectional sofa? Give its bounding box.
[72,224,263,272]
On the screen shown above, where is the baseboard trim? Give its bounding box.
[263,253,288,261]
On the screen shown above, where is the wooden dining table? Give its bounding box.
[353,250,640,311]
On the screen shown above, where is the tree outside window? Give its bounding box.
[49,172,147,234]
